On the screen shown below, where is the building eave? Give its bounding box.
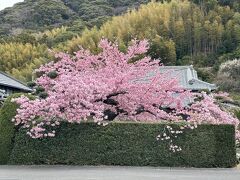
[0,71,32,92]
[0,82,32,92]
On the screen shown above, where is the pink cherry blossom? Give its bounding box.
[11,39,239,140]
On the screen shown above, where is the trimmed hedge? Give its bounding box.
[9,122,236,167]
[0,94,21,164]
[0,93,34,164]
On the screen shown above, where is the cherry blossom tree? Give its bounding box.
[12,39,239,140]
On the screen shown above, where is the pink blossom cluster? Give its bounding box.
[11,39,239,140]
[182,92,240,140]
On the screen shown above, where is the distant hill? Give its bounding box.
[0,0,149,36]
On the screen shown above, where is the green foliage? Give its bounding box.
[35,86,48,99]
[0,93,34,164]
[234,110,240,120]
[0,0,152,82]
[0,0,76,35]
[195,68,214,82]
[47,71,58,79]
[35,86,45,94]
[148,36,176,65]
[58,0,240,67]
[9,122,236,167]
[0,0,150,36]
[0,96,18,164]
[218,48,240,64]
[0,32,37,44]
[0,42,51,82]
[231,93,240,120]
[32,0,73,27]
[35,26,78,48]
[38,92,48,99]
[230,93,240,102]
[27,81,37,88]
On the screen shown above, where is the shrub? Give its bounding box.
[220,59,240,78]
[0,93,34,164]
[27,81,37,88]
[38,92,48,99]
[9,122,236,167]
[47,71,58,79]
[35,86,45,94]
[195,68,214,82]
[216,59,240,92]
[0,94,24,164]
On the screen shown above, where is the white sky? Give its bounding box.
[0,0,24,10]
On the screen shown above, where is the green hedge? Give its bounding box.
[9,122,236,167]
[0,94,22,164]
[0,93,34,164]
[0,95,237,167]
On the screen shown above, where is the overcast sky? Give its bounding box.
[0,0,24,10]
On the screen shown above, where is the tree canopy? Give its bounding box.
[12,39,240,140]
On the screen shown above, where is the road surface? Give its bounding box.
[0,166,240,180]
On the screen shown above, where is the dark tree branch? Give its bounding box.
[135,105,155,116]
[103,98,119,106]
[103,107,128,121]
[95,91,127,103]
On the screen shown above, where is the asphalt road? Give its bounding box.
[0,166,240,180]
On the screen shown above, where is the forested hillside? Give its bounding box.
[0,0,149,35]
[0,0,239,93]
[59,0,240,65]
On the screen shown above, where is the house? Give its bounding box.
[158,65,217,91]
[156,65,217,107]
[0,71,32,101]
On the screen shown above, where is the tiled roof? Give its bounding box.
[0,72,32,92]
[158,66,217,91]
